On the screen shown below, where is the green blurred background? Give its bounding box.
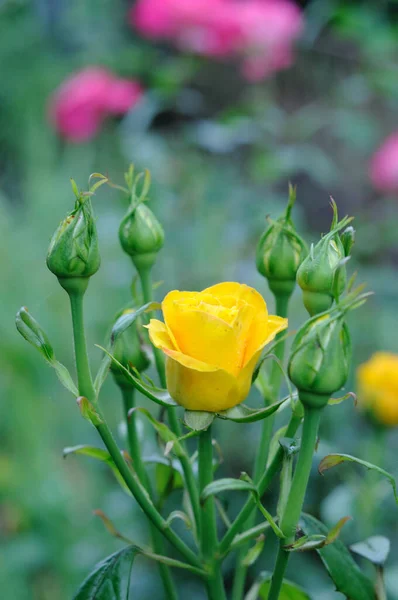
[1,1,398,598]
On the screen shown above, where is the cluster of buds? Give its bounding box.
[296,201,354,316]
[256,190,361,408]
[256,184,308,298]
[119,166,164,275]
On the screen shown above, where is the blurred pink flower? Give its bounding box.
[237,0,303,81]
[49,67,143,143]
[132,0,177,38]
[131,0,241,57]
[130,0,302,79]
[370,133,398,193]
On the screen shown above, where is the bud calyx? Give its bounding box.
[118,167,164,274]
[296,200,353,316]
[47,179,101,287]
[256,185,307,297]
[288,287,370,407]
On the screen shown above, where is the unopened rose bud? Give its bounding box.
[288,287,369,408]
[288,312,351,408]
[47,182,100,293]
[110,309,151,388]
[119,169,164,275]
[256,184,307,297]
[296,201,353,316]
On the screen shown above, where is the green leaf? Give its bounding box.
[16,306,78,396]
[63,445,131,496]
[242,535,265,567]
[328,391,356,406]
[285,516,352,552]
[111,302,160,343]
[319,453,398,503]
[73,544,205,598]
[77,396,103,426]
[165,510,192,530]
[16,306,54,361]
[184,410,215,431]
[200,477,257,503]
[285,534,327,552]
[98,347,178,407]
[256,500,284,539]
[94,302,161,396]
[73,546,138,600]
[245,572,311,600]
[300,514,375,600]
[217,396,289,423]
[324,516,352,546]
[93,509,133,544]
[53,360,79,396]
[350,536,391,566]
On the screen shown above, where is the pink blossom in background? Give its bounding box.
[130,0,303,80]
[49,67,143,143]
[237,0,303,81]
[132,0,241,57]
[172,0,241,57]
[104,79,143,114]
[370,133,398,193]
[132,0,177,38]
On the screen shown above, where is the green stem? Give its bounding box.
[219,413,301,556]
[69,285,96,401]
[266,545,290,600]
[231,292,290,600]
[267,405,321,600]
[96,419,200,567]
[138,266,201,535]
[67,286,201,569]
[199,426,227,600]
[230,522,271,551]
[122,387,148,485]
[122,387,178,600]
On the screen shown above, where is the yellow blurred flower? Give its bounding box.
[357,352,398,426]
[147,282,288,412]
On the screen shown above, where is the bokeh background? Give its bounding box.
[2,1,398,598]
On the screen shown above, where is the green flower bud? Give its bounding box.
[118,169,164,274]
[296,201,353,316]
[256,185,308,297]
[47,184,100,291]
[288,287,369,408]
[110,309,151,388]
[340,226,355,257]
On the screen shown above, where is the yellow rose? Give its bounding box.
[147,282,288,412]
[357,352,398,426]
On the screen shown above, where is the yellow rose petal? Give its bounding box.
[165,355,240,412]
[146,319,176,352]
[244,315,288,366]
[203,282,268,315]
